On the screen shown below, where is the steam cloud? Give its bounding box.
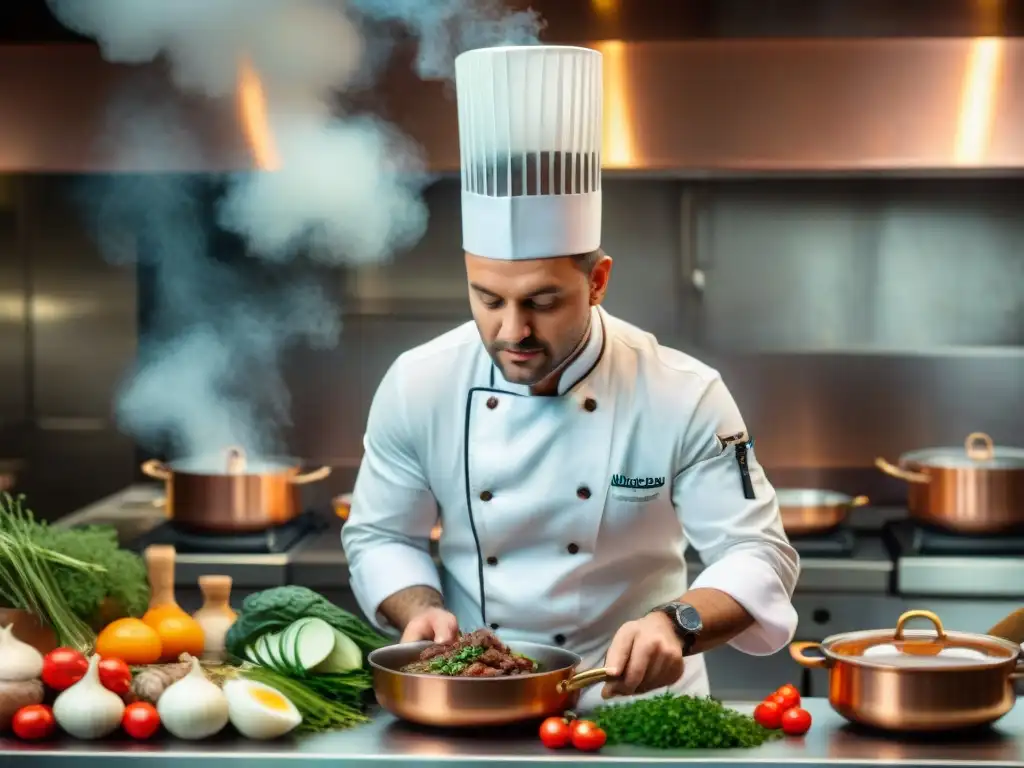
[46,0,542,460]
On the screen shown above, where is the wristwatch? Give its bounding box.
[649,602,703,655]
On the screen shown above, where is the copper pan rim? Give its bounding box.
[368,640,583,681]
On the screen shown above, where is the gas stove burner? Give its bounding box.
[787,526,856,557]
[130,509,329,555]
[884,518,1024,557]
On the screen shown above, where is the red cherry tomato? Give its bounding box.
[538,716,573,749]
[781,707,812,736]
[122,702,161,740]
[12,705,56,741]
[41,647,89,691]
[570,720,607,752]
[753,700,783,729]
[774,684,801,711]
[768,692,796,712]
[98,657,133,695]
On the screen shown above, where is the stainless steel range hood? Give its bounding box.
[2,37,1022,175]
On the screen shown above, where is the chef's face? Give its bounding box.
[465,250,613,388]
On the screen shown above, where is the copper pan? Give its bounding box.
[142,446,331,533]
[777,489,869,536]
[368,641,610,727]
[791,609,1024,732]
[876,432,1024,533]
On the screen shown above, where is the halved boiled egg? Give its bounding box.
[224,679,302,740]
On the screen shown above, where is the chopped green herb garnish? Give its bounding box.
[429,644,486,675]
[593,693,783,749]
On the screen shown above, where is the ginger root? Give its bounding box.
[130,653,195,704]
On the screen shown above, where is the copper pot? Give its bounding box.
[142,446,331,533]
[876,432,1024,533]
[368,641,609,727]
[0,609,57,655]
[777,489,869,536]
[791,610,1024,732]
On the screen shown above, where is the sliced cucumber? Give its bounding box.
[281,618,312,674]
[264,631,288,673]
[312,628,363,673]
[253,634,274,671]
[292,617,338,672]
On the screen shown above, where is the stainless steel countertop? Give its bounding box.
[56,485,896,594]
[1,699,1022,766]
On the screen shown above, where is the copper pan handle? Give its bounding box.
[141,460,171,481]
[875,457,930,484]
[556,667,611,694]
[789,641,828,669]
[292,467,332,485]
[849,495,870,508]
[966,432,995,462]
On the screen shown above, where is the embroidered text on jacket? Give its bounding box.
[610,474,666,489]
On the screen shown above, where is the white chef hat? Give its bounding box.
[455,45,603,261]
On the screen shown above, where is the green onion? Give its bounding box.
[0,493,98,652]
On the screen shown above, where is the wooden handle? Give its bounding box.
[198,575,233,603]
[144,545,178,609]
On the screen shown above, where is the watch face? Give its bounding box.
[675,604,703,633]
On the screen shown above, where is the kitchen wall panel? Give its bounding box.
[692,179,1024,352]
[0,176,27,426]
[18,176,138,518]
[27,177,137,421]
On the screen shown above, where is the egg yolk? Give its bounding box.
[250,687,290,711]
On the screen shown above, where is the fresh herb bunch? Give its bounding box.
[429,645,485,675]
[0,493,100,652]
[593,693,783,749]
[29,523,150,622]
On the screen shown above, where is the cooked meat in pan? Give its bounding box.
[400,628,539,677]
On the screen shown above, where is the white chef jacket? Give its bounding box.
[342,307,800,711]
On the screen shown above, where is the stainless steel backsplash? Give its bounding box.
[1,175,1022,516]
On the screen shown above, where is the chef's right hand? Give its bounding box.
[401,607,459,644]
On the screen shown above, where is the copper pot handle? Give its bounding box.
[556,667,611,694]
[291,467,332,485]
[141,460,172,481]
[1010,661,1024,682]
[893,609,945,640]
[966,432,995,462]
[789,641,828,669]
[849,495,870,507]
[875,457,931,484]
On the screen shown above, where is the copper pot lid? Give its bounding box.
[820,610,1020,670]
[900,432,1024,471]
[167,446,299,475]
[776,489,867,507]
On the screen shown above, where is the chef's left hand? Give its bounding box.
[601,612,684,699]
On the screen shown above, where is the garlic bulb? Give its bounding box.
[0,624,44,681]
[52,655,125,739]
[157,656,229,740]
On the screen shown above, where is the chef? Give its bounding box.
[342,44,800,710]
